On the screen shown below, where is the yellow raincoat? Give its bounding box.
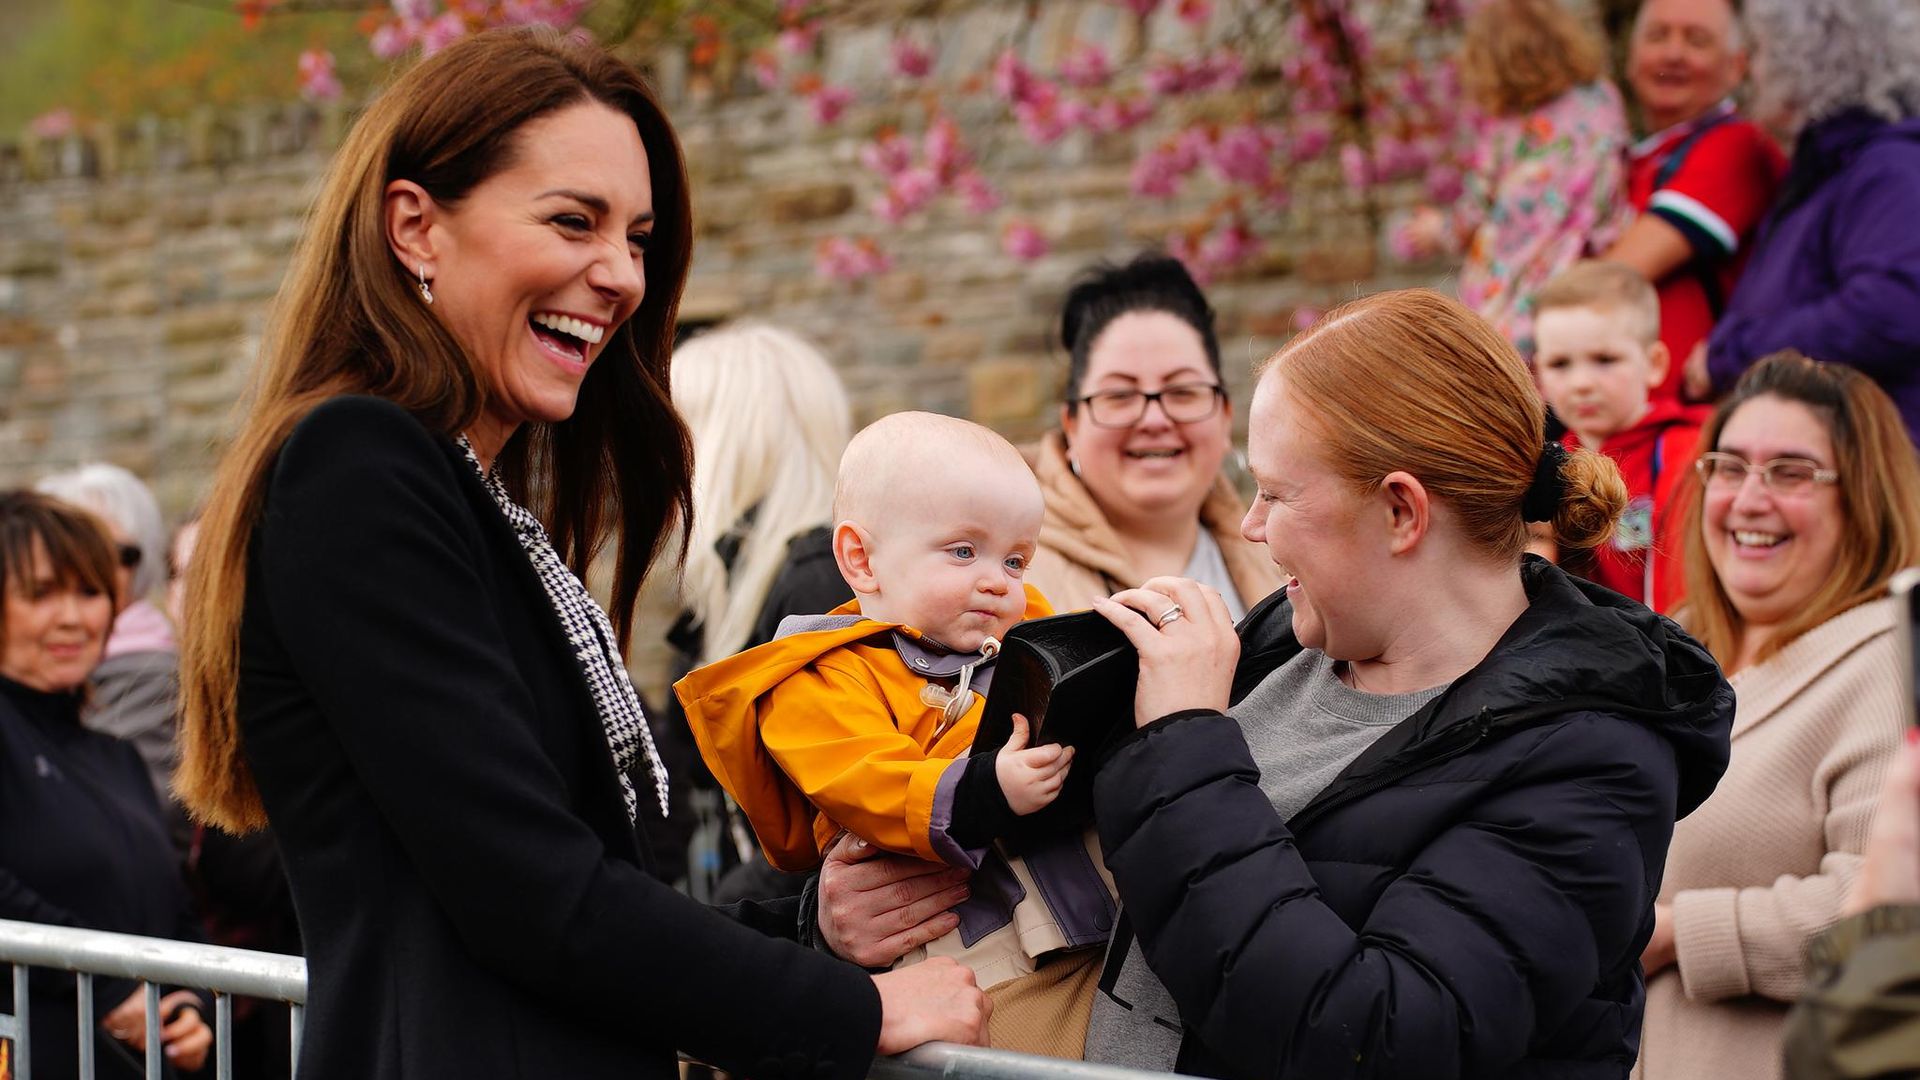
[674,586,1053,871]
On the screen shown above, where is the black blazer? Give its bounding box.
[237,396,880,1080]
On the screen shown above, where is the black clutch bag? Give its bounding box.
[970,611,1139,839]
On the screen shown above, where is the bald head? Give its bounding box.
[833,412,1038,526]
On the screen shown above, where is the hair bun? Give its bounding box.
[1551,447,1629,551]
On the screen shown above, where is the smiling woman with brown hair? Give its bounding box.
[172,27,985,1080]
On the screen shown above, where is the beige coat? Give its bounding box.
[1634,598,1907,1080]
[1022,431,1284,613]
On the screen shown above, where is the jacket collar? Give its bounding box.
[1726,597,1896,741]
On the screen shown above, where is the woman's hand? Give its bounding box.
[1846,732,1920,915]
[1640,902,1676,975]
[871,957,991,1053]
[102,987,213,1072]
[818,833,970,968]
[1095,577,1239,728]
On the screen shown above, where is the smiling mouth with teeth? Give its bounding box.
[1732,530,1786,548]
[529,312,605,360]
[1127,448,1183,459]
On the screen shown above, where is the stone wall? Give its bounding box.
[0,0,1463,689]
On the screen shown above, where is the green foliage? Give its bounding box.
[0,0,370,131]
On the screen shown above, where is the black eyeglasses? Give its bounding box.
[1075,383,1225,428]
[1693,451,1840,494]
[117,543,143,570]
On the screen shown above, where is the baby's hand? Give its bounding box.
[995,712,1073,816]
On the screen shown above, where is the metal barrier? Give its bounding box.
[0,919,1173,1080]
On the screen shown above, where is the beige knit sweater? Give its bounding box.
[1021,431,1284,613]
[1634,597,1907,1080]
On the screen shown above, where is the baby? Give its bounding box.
[1533,260,1702,612]
[676,412,1115,1057]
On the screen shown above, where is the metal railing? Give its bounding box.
[0,919,305,1080]
[0,919,1173,1080]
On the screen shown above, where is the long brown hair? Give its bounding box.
[1680,351,1920,669]
[0,490,121,638]
[177,27,696,832]
[1268,289,1627,558]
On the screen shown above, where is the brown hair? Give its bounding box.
[1460,0,1608,116]
[1533,260,1661,346]
[1268,289,1627,557]
[1680,351,1920,668]
[0,490,120,656]
[177,27,696,832]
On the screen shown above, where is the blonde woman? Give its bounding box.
[662,321,853,900]
[1635,353,1920,1080]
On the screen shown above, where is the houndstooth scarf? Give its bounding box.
[458,436,668,824]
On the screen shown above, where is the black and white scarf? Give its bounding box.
[458,436,668,824]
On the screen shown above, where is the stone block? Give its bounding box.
[968,358,1044,426]
[1298,243,1376,284]
[0,317,45,347]
[764,182,856,224]
[164,310,245,347]
[0,242,60,277]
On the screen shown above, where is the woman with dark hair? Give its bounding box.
[171,28,984,1080]
[1027,253,1281,616]
[0,490,211,1078]
[1635,352,1920,1080]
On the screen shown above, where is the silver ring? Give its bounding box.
[1154,604,1185,629]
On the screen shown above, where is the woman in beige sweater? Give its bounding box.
[1023,254,1281,614]
[1633,352,1920,1080]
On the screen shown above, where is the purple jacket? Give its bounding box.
[1707,111,1920,436]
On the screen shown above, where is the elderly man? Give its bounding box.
[1605,0,1785,405]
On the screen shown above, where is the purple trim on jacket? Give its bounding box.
[928,760,1116,948]
[1706,111,1920,437]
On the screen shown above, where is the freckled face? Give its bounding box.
[425,101,655,435]
[1,538,114,694]
[1239,371,1390,660]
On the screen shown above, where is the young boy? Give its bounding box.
[675,412,1114,1057]
[1533,260,1703,613]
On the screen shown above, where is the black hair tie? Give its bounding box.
[1522,442,1570,523]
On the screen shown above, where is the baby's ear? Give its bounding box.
[832,521,880,596]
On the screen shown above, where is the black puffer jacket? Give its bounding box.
[1093,559,1734,1080]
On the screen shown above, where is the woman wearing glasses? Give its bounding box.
[1635,351,1920,1080]
[1023,254,1282,615]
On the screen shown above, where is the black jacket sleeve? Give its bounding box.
[1093,710,1674,1080]
[259,399,880,1077]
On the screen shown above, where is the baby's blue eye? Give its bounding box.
[950,544,975,560]
[1005,554,1027,573]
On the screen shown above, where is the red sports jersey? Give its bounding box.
[1626,103,1787,404]
[1564,400,1704,613]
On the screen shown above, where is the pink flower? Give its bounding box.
[1292,307,1323,332]
[992,49,1044,104]
[1289,119,1333,162]
[1259,183,1293,210]
[887,167,940,214]
[370,21,415,59]
[750,50,781,91]
[297,49,343,103]
[419,11,468,56]
[808,84,854,125]
[1197,220,1259,268]
[779,25,818,56]
[891,38,933,79]
[1167,232,1212,284]
[1340,144,1374,189]
[923,115,971,180]
[954,171,1001,214]
[1176,0,1212,27]
[1198,50,1244,91]
[1014,95,1066,145]
[1130,144,1189,198]
[390,0,436,22]
[816,236,893,281]
[1109,96,1157,131]
[28,108,74,139]
[495,0,590,28]
[858,133,914,177]
[1144,60,1190,96]
[1059,42,1111,89]
[1208,123,1275,185]
[1002,222,1049,261]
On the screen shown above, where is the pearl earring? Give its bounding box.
[418,264,434,305]
[1068,455,1083,478]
